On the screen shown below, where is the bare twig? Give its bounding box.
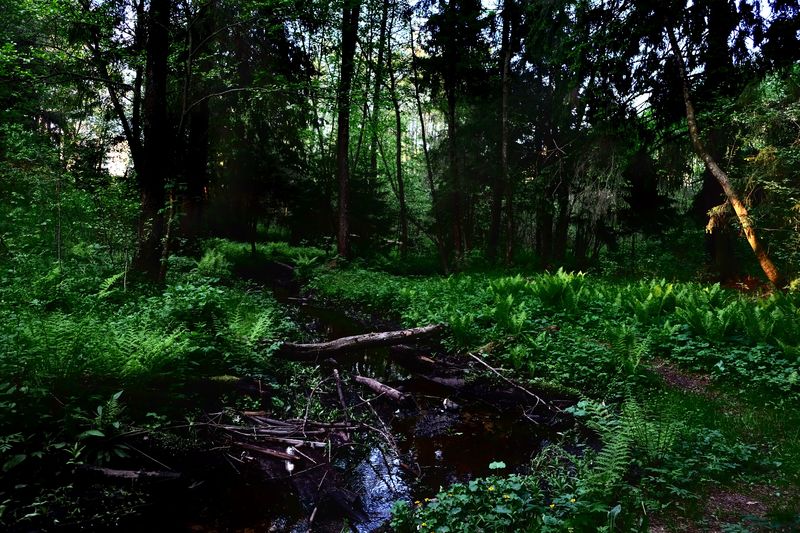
[467,352,559,412]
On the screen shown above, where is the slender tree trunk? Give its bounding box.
[667,27,785,288]
[133,0,171,281]
[369,0,389,182]
[301,32,328,158]
[553,182,569,261]
[504,176,515,265]
[336,0,361,258]
[447,92,463,260]
[489,1,512,263]
[409,21,449,272]
[181,99,209,241]
[86,44,142,177]
[131,0,144,147]
[180,4,214,244]
[387,31,407,257]
[536,190,553,265]
[351,23,373,173]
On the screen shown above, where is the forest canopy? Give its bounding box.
[1,0,799,283]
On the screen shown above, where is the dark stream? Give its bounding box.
[264,292,563,531]
[121,283,564,532]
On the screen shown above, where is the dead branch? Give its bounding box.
[78,466,181,482]
[353,375,410,404]
[333,368,350,424]
[467,352,559,412]
[279,324,444,358]
[235,442,300,462]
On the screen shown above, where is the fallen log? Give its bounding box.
[424,376,466,389]
[78,466,181,482]
[354,375,410,404]
[279,324,444,358]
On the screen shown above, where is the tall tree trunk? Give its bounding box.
[133,0,171,281]
[131,0,145,148]
[504,176,515,265]
[181,99,209,241]
[553,182,569,261]
[179,3,214,244]
[336,0,361,258]
[536,201,553,265]
[667,27,785,288]
[369,0,389,183]
[409,20,449,272]
[489,0,512,264]
[387,27,407,257]
[447,92,463,260]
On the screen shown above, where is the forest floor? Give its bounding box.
[1,241,799,531]
[646,362,796,532]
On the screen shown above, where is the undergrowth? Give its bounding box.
[0,243,308,528]
[311,268,800,402]
[310,266,800,531]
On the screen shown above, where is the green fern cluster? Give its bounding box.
[673,290,800,349]
[195,248,232,279]
[526,269,587,311]
[204,238,327,279]
[614,280,677,323]
[312,268,800,399]
[571,400,633,497]
[603,323,649,375]
[1,272,294,390]
[622,401,685,464]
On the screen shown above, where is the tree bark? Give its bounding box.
[667,27,785,288]
[368,0,389,183]
[447,92,464,261]
[336,0,361,258]
[553,182,569,261]
[386,14,408,257]
[536,194,553,265]
[178,4,214,244]
[131,0,145,150]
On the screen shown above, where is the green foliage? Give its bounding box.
[317,265,800,528]
[202,238,329,281]
[566,400,633,498]
[312,267,800,401]
[391,466,545,532]
[726,68,800,271]
[0,241,303,527]
[195,248,232,279]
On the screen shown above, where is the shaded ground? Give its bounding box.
[650,358,716,398]
[649,483,797,532]
[648,359,799,532]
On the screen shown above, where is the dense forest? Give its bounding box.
[2,0,800,530]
